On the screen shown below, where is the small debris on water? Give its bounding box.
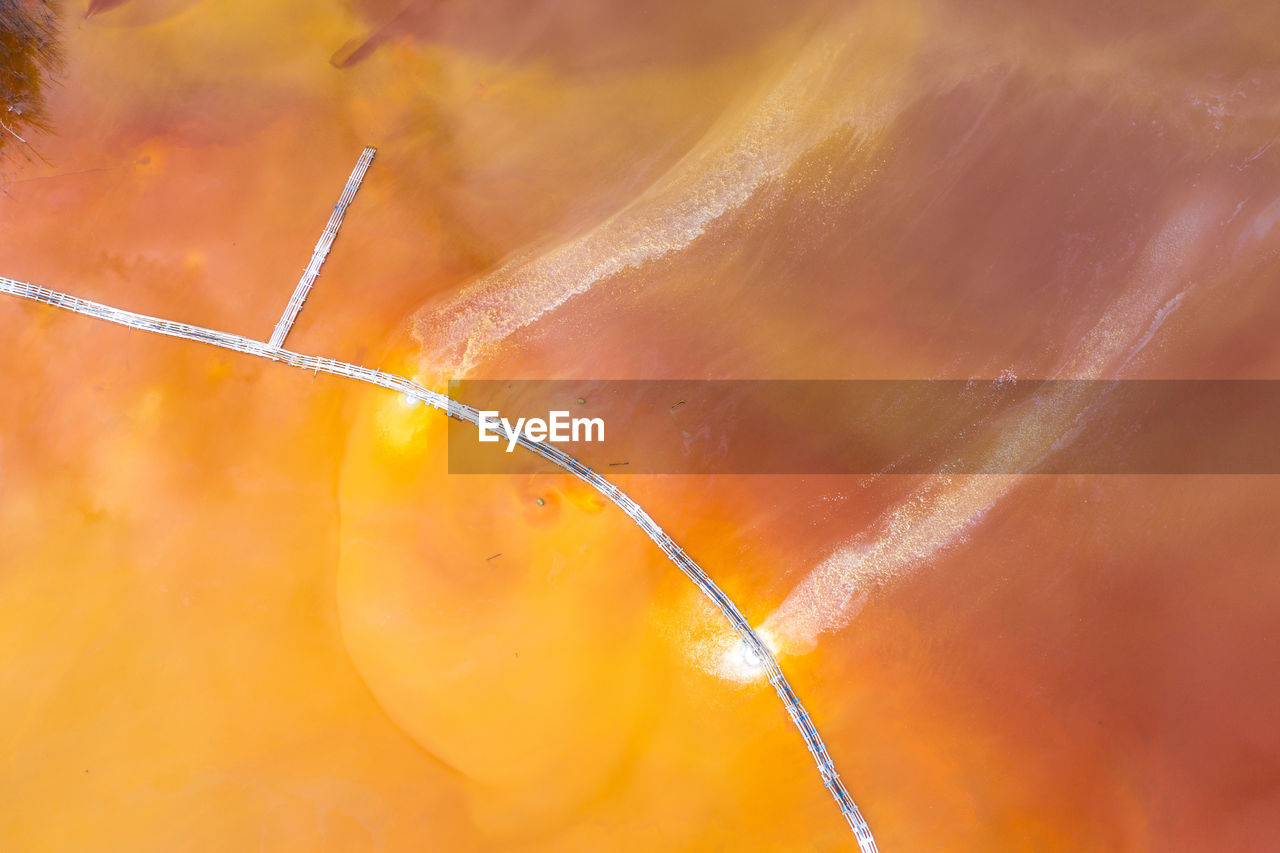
[536,497,545,506]
[671,400,686,410]
[486,553,502,562]
[577,397,586,404]
[609,461,630,467]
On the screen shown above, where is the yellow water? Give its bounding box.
[3,1,1280,850]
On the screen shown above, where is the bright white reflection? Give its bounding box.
[717,628,781,683]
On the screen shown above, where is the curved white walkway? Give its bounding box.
[0,274,877,851]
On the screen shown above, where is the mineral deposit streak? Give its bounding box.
[1,266,876,853]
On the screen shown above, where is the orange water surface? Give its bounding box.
[2,1,1280,850]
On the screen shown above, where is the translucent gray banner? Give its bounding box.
[446,380,1280,474]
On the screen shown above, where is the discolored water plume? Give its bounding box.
[410,1,923,379]
[82,0,202,24]
[406,0,1280,384]
[84,0,127,16]
[336,0,823,72]
[6,0,1280,848]
[0,0,59,157]
[762,189,1238,655]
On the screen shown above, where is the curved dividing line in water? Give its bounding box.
[0,275,879,852]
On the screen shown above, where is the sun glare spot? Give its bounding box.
[379,392,430,449]
[717,627,781,684]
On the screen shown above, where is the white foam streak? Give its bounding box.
[765,194,1224,653]
[413,13,914,376]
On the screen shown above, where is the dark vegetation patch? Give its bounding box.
[1,0,60,157]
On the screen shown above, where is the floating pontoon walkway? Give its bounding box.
[0,146,878,852]
[267,146,376,348]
